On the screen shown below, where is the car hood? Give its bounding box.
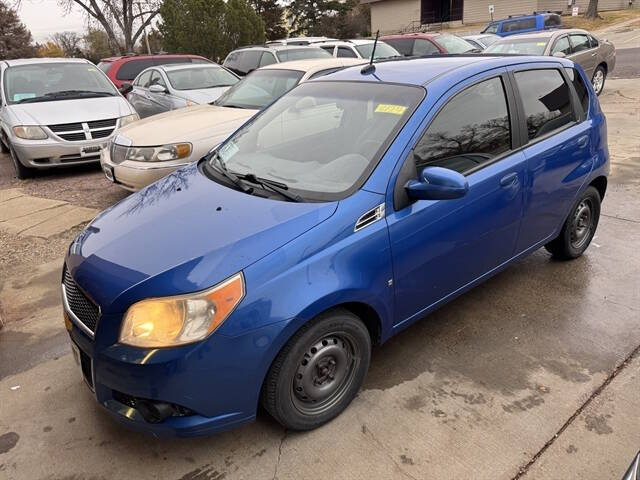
[7,96,133,126]
[66,163,337,312]
[182,87,232,104]
[117,104,257,145]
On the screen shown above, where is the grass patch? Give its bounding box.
[562,8,640,31]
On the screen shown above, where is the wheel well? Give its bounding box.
[590,176,607,201]
[598,62,607,74]
[338,302,382,346]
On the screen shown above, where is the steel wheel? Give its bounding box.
[291,332,361,415]
[570,198,594,250]
[592,68,605,95]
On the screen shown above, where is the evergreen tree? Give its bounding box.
[249,0,287,40]
[0,1,38,59]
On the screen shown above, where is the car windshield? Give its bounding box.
[435,34,476,53]
[480,35,499,46]
[355,42,401,59]
[3,62,118,104]
[485,38,549,55]
[214,69,304,110]
[166,66,239,90]
[206,81,424,201]
[275,48,332,62]
[483,24,498,34]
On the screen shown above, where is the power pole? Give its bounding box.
[137,2,152,54]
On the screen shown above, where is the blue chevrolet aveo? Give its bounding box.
[63,55,608,436]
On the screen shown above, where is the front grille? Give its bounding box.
[63,266,100,334]
[110,143,128,164]
[48,118,117,142]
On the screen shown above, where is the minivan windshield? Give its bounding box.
[485,38,549,55]
[3,62,118,104]
[206,81,424,201]
[166,66,239,90]
[214,69,304,110]
[355,42,401,59]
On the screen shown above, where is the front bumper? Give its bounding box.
[11,137,110,168]
[100,146,192,192]
[65,305,288,437]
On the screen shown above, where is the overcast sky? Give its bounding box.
[19,0,87,42]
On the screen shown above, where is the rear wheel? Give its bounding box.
[545,186,600,260]
[592,66,606,96]
[9,144,34,179]
[261,309,371,431]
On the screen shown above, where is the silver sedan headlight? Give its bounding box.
[124,143,193,162]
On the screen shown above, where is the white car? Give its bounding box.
[316,39,401,60]
[0,58,138,179]
[462,34,500,50]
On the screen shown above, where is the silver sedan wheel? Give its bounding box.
[592,68,605,95]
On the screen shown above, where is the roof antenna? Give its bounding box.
[361,30,379,75]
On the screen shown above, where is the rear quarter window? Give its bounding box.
[116,59,155,81]
[544,14,562,28]
[565,67,589,115]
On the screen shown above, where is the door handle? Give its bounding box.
[577,135,589,148]
[499,172,518,187]
[591,53,597,57]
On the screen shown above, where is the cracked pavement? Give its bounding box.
[0,37,639,480]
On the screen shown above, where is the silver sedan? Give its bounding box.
[485,28,616,95]
[127,63,240,118]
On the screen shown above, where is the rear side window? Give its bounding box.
[116,59,155,81]
[320,46,335,55]
[259,52,277,67]
[544,14,562,27]
[413,77,511,175]
[570,34,590,53]
[381,38,414,56]
[337,47,357,58]
[515,69,574,140]
[503,18,536,33]
[551,36,571,56]
[565,67,589,114]
[413,39,439,55]
[588,35,599,48]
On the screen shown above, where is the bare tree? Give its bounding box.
[59,0,161,54]
[51,31,83,56]
[584,0,600,19]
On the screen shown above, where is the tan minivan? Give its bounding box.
[101,58,364,191]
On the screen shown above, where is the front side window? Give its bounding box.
[434,34,475,53]
[208,81,423,200]
[166,66,238,90]
[3,62,118,104]
[515,69,574,140]
[413,77,511,175]
[570,34,591,53]
[259,52,277,67]
[149,70,166,88]
[565,67,589,114]
[485,37,549,55]
[551,36,571,56]
[214,69,304,110]
[135,70,152,87]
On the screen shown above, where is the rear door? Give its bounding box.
[568,33,597,78]
[387,70,527,325]
[509,64,593,253]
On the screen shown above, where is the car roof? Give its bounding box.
[257,58,365,74]
[494,28,587,40]
[318,55,574,86]
[158,62,222,72]
[3,58,91,67]
[464,34,499,40]
[100,54,205,62]
[380,32,451,40]
[234,45,324,52]
[317,39,375,46]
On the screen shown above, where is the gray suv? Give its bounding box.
[0,58,138,178]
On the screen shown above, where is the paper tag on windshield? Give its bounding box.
[218,141,239,161]
[13,93,36,101]
[375,104,407,115]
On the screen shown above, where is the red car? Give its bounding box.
[380,33,477,56]
[97,54,212,89]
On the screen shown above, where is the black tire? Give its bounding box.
[592,65,606,96]
[261,308,371,431]
[9,144,34,179]
[0,134,8,154]
[545,186,601,260]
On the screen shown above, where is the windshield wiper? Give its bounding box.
[239,173,303,202]
[209,154,253,194]
[46,90,115,97]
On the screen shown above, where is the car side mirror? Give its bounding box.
[406,166,469,201]
[149,84,167,94]
[119,83,133,96]
[552,51,566,58]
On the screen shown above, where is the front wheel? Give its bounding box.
[9,144,34,179]
[545,186,601,260]
[261,309,371,431]
[592,66,606,96]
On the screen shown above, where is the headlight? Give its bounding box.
[119,273,245,348]
[12,126,47,140]
[125,143,192,162]
[119,113,139,128]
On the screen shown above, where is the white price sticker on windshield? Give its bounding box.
[218,141,239,161]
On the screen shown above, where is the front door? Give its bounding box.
[510,66,593,253]
[387,74,526,326]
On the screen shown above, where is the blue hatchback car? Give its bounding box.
[63,55,609,436]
